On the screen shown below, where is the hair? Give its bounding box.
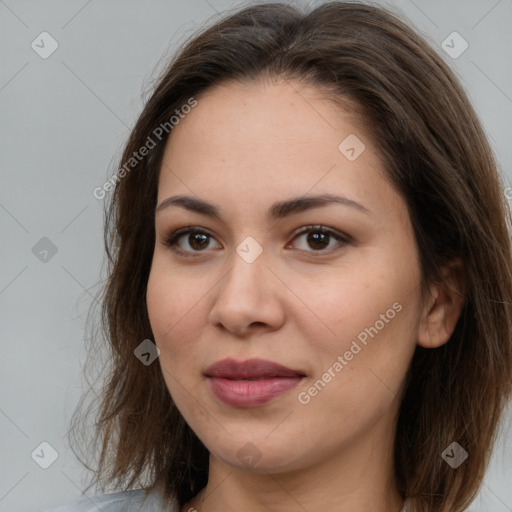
[69,2,512,511]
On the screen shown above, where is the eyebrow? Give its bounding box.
[155,193,371,219]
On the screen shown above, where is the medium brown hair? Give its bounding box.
[70,2,512,511]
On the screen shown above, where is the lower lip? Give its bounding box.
[207,376,303,407]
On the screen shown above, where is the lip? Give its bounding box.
[205,358,306,408]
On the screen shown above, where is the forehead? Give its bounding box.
[165,79,367,155]
[156,79,404,225]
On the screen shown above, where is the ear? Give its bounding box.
[417,258,466,349]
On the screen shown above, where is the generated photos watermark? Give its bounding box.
[93,97,198,200]
[297,301,403,404]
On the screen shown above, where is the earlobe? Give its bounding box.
[417,258,466,349]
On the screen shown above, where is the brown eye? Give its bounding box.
[306,231,330,250]
[187,233,210,251]
[289,225,350,254]
[162,227,221,256]
[162,224,350,258]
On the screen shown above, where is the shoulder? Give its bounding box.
[44,486,180,512]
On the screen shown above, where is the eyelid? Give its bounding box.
[160,226,219,256]
[289,224,352,245]
[161,224,351,257]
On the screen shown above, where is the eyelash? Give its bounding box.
[161,225,351,258]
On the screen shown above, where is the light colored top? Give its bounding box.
[44,487,412,512]
[43,486,179,512]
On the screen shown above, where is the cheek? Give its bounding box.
[146,258,214,374]
[146,265,173,340]
[147,262,190,355]
[293,269,403,340]
[147,255,197,333]
[291,256,420,378]
[146,267,200,404]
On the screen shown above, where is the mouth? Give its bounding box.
[204,358,306,408]
[204,357,306,379]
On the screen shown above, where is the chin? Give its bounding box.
[193,427,317,474]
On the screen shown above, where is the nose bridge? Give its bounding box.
[209,236,284,333]
[223,236,268,301]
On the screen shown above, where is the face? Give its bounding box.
[146,79,425,474]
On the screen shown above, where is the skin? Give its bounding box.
[146,78,465,512]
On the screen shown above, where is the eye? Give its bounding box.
[161,224,350,257]
[287,225,350,254]
[161,227,221,257]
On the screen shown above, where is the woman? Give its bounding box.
[46,2,512,511]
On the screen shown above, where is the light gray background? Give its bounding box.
[1,0,511,511]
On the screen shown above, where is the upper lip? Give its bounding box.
[205,358,306,379]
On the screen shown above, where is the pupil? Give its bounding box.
[189,233,208,250]
[308,232,328,250]
[186,232,329,251]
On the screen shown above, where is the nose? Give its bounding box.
[208,246,285,337]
